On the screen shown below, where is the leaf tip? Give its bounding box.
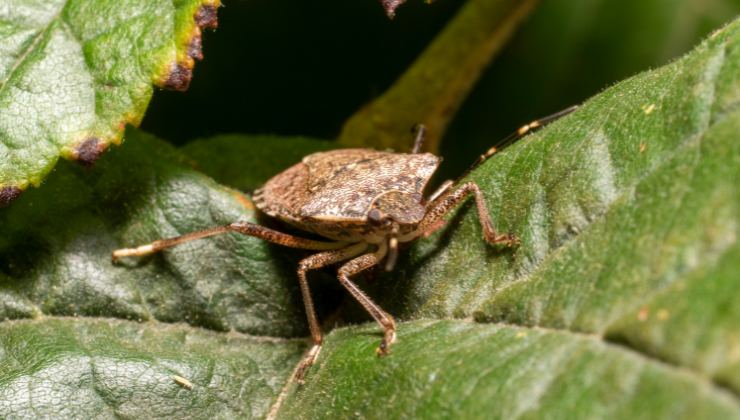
[0,186,23,207]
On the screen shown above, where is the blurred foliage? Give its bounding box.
[142,0,739,172]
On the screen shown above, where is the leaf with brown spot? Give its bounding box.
[0,0,220,202]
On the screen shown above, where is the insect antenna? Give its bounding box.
[454,105,579,184]
[385,223,400,271]
[411,124,426,154]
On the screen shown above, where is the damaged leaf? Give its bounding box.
[0,0,220,203]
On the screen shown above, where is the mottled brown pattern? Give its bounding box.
[253,161,310,222]
[301,149,437,218]
[254,149,439,241]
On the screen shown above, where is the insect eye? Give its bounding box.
[368,208,384,225]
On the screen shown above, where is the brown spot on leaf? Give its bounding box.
[74,137,107,167]
[0,186,22,207]
[163,63,193,91]
[188,32,203,61]
[380,0,406,18]
[195,4,219,29]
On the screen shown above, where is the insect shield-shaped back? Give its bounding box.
[254,148,440,242]
[299,149,440,221]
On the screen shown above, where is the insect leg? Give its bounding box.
[336,243,397,356]
[294,242,368,380]
[112,221,345,261]
[418,182,518,247]
[426,179,454,203]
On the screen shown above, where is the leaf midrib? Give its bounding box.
[0,6,63,93]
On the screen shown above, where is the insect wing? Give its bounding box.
[301,150,440,220]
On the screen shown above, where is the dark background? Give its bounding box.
[141,0,739,174]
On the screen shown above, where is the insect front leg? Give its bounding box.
[419,182,519,247]
[112,221,345,261]
[294,242,368,380]
[336,243,397,356]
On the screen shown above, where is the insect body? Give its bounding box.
[112,113,575,379]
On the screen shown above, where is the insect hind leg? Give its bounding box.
[336,243,397,356]
[457,105,579,183]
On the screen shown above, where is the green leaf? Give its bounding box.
[0,318,305,418]
[0,0,219,202]
[357,17,740,395]
[0,128,317,338]
[276,320,739,418]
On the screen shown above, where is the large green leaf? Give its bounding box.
[0,129,316,338]
[0,0,219,203]
[357,17,740,394]
[0,318,305,418]
[277,320,738,419]
[0,15,738,420]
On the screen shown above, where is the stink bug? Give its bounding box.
[112,106,577,378]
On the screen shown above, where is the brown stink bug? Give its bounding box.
[112,107,576,378]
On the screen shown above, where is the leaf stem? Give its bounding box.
[338,0,540,153]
